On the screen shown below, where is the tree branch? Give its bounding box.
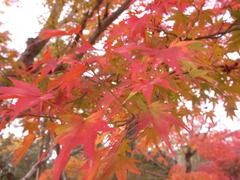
[20,144,83,180]
[89,0,132,44]
[184,146,196,173]
[156,22,240,41]
[18,1,66,67]
[20,147,53,180]
[19,0,132,68]
[191,23,239,41]
[70,0,104,49]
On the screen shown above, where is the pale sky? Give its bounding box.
[0,1,239,138]
[0,0,48,52]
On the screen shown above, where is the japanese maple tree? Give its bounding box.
[1,0,240,179]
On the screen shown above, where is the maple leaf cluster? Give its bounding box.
[1,0,240,179]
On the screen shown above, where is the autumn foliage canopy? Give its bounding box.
[1,0,240,179]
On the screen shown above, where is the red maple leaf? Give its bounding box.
[138,102,189,150]
[53,111,111,180]
[116,43,190,77]
[0,78,53,120]
[39,26,81,40]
